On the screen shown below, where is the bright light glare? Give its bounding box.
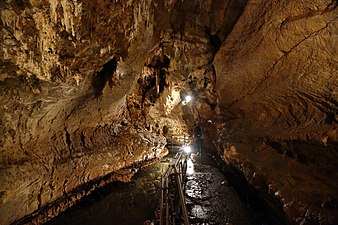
[183,145,192,153]
[185,95,192,103]
[187,158,194,175]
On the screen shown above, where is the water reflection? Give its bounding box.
[45,161,166,225]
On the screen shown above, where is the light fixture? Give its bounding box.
[182,94,192,105]
[183,145,192,153]
[185,95,192,103]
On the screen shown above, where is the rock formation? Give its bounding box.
[0,0,337,224]
[212,1,338,224]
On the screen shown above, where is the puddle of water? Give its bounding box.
[44,159,170,225]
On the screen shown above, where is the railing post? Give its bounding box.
[161,142,190,225]
[165,177,169,225]
[174,167,190,225]
[160,177,164,225]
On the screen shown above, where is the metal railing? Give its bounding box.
[160,150,190,225]
[166,134,191,151]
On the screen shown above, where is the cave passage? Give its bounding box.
[43,149,263,225]
[1,1,337,225]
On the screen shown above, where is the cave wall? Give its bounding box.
[0,0,337,224]
[0,1,169,224]
[0,0,229,224]
[212,0,338,224]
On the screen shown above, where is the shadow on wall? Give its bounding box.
[91,57,118,97]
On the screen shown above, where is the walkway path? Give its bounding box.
[185,154,258,225]
[44,152,258,225]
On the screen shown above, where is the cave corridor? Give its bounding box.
[0,0,337,225]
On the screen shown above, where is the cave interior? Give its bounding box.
[0,0,337,225]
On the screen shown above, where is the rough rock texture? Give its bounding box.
[0,0,337,225]
[0,1,169,224]
[0,0,221,224]
[212,0,338,224]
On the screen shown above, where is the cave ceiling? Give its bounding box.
[0,0,337,225]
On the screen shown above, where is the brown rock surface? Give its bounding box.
[0,0,337,224]
[213,0,338,224]
[0,1,170,224]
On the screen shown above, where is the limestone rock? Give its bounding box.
[213,0,338,223]
[0,0,337,224]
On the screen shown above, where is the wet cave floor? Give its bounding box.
[186,154,258,225]
[44,153,259,225]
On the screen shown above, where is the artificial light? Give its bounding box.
[183,145,192,153]
[182,95,192,105]
[185,95,192,103]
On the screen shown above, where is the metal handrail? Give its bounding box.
[167,135,191,144]
[160,148,190,225]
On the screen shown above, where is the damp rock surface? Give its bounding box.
[186,155,258,225]
[43,159,169,225]
[0,0,337,224]
[43,154,259,225]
